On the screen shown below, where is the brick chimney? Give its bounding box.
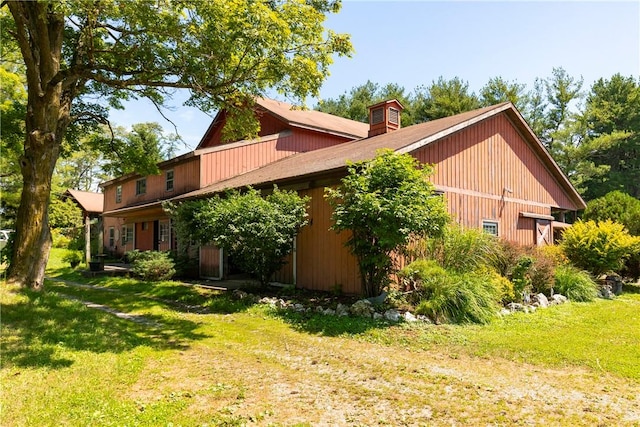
[367,99,404,137]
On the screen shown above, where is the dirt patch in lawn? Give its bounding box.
[128,327,640,426]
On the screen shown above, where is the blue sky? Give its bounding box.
[108,1,640,151]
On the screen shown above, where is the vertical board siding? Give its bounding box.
[273,253,294,284]
[200,245,221,278]
[135,221,154,251]
[103,157,201,211]
[200,130,350,187]
[416,114,574,209]
[295,187,361,294]
[413,114,573,245]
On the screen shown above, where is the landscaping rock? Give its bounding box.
[259,297,277,306]
[600,285,615,299]
[336,303,350,317]
[532,293,549,308]
[323,308,336,316]
[384,309,401,322]
[293,303,306,312]
[550,294,568,305]
[506,302,525,312]
[416,314,432,323]
[403,311,418,322]
[276,299,289,309]
[350,300,374,317]
[315,305,325,313]
[373,312,384,320]
[232,289,249,300]
[499,308,512,317]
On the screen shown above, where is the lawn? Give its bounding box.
[1,249,639,426]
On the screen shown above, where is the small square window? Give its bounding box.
[482,220,499,236]
[136,178,146,195]
[115,185,122,203]
[108,227,115,247]
[166,170,174,192]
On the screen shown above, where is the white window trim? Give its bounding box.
[482,220,499,237]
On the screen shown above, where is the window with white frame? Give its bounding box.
[115,185,122,203]
[122,225,134,245]
[165,170,174,192]
[482,220,499,236]
[136,178,146,195]
[159,222,170,242]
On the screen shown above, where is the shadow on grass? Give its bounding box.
[272,307,395,337]
[1,287,209,369]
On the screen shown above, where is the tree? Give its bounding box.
[580,74,640,200]
[414,77,480,122]
[583,191,640,236]
[90,122,178,178]
[316,80,417,126]
[479,76,528,111]
[3,0,351,289]
[326,149,450,297]
[168,187,309,286]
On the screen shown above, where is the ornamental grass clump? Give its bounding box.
[398,260,500,324]
[554,265,599,302]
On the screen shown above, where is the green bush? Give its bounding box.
[399,260,500,324]
[554,265,599,302]
[583,191,640,236]
[62,251,83,268]
[561,220,640,275]
[131,251,176,281]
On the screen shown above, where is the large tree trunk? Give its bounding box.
[6,2,70,290]
[6,132,60,290]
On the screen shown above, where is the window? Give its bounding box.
[108,227,115,247]
[141,222,148,231]
[388,107,400,125]
[122,225,134,245]
[482,220,499,236]
[371,107,384,124]
[165,170,174,192]
[136,178,146,195]
[115,185,122,203]
[159,222,170,242]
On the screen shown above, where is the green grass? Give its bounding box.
[2,248,639,425]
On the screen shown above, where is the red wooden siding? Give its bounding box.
[272,253,294,284]
[412,114,574,245]
[135,221,154,251]
[200,129,351,187]
[103,157,201,212]
[414,114,574,210]
[200,245,221,278]
[295,187,361,294]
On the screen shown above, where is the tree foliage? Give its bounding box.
[326,149,450,297]
[167,187,309,286]
[581,74,640,199]
[583,191,640,236]
[3,0,351,289]
[414,77,480,122]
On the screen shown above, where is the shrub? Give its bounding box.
[492,239,526,278]
[400,260,500,324]
[62,251,83,268]
[561,220,640,275]
[528,249,557,295]
[326,150,449,297]
[554,265,599,302]
[131,251,176,281]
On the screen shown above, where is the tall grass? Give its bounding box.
[399,260,500,324]
[554,265,599,302]
[407,224,500,273]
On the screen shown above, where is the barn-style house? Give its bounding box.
[101,98,585,294]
